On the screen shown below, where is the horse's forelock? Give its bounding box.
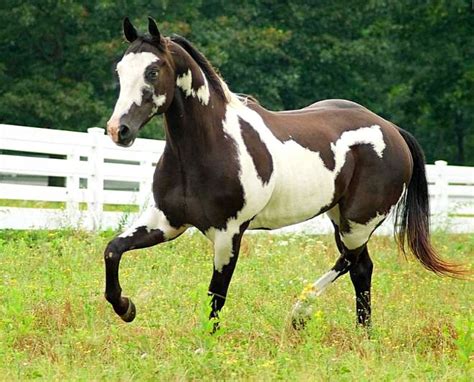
[124,35,169,57]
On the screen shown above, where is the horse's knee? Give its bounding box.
[104,239,125,260]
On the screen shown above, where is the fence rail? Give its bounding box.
[1,124,473,233]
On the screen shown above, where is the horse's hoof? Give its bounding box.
[119,298,136,323]
[210,320,220,334]
[292,317,308,330]
[291,301,311,330]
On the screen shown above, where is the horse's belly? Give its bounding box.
[250,142,336,229]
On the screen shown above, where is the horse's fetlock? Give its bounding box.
[104,289,121,304]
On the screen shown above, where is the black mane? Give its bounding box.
[170,35,227,102]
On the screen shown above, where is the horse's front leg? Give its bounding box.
[207,222,249,330]
[104,206,187,322]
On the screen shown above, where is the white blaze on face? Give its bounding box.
[110,52,160,124]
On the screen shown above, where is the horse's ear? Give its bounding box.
[123,17,138,43]
[148,17,161,41]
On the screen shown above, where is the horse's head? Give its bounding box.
[107,18,176,147]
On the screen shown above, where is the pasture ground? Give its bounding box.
[0,230,472,381]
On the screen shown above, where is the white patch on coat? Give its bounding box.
[326,204,340,227]
[176,70,192,95]
[207,106,275,272]
[119,206,186,240]
[196,69,210,105]
[150,94,167,116]
[206,98,387,271]
[111,52,159,121]
[331,125,386,175]
[176,69,210,105]
[232,102,386,229]
[153,94,166,108]
[340,213,386,250]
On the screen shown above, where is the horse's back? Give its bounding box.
[247,99,412,230]
[305,99,366,111]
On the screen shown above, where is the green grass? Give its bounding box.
[0,199,139,212]
[0,230,472,381]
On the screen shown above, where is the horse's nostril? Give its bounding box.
[119,125,131,140]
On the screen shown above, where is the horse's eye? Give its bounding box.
[148,71,158,80]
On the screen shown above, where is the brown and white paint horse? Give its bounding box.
[104,18,463,329]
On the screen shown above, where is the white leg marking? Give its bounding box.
[212,233,234,272]
[312,269,340,295]
[292,269,340,319]
[119,206,186,240]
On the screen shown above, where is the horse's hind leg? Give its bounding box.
[349,246,373,326]
[292,207,382,328]
[291,225,363,328]
[104,206,187,322]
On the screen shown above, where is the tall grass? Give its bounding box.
[0,230,472,380]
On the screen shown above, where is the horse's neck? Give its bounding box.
[162,48,240,158]
[163,85,228,156]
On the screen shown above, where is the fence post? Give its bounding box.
[66,148,80,226]
[433,160,449,228]
[88,127,105,230]
[139,152,154,211]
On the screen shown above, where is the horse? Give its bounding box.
[103,17,464,329]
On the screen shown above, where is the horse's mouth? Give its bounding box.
[115,138,136,148]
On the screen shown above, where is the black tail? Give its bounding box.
[395,128,467,278]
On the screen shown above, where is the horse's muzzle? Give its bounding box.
[107,119,136,147]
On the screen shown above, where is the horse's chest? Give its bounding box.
[154,158,247,232]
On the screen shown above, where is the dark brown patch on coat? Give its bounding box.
[247,99,392,172]
[155,101,245,233]
[239,117,273,185]
[152,45,245,233]
[335,133,411,228]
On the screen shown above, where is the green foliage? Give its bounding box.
[0,230,472,380]
[0,1,472,163]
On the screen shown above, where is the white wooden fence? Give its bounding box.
[1,124,473,233]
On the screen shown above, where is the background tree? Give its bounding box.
[0,0,472,164]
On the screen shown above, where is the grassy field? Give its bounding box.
[0,230,472,381]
